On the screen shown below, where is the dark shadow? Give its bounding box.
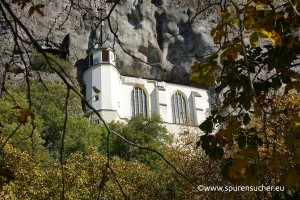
[75,57,89,110]
[88,30,96,50]
[41,34,70,59]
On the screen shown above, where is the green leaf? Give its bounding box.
[212,64,222,72]
[250,32,259,47]
[243,113,251,125]
[211,110,218,116]
[199,119,213,134]
[248,135,263,147]
[270,77,282,89]
[208,146,224,160]
[201,64,215,86]
[200,135,215,150]
[237,134,247,149]
[221,158,233,179]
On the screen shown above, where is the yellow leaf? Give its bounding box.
[213,31,223,44]
[283,168,299,188]
[12,105,22,109]
[220,9,231,19]
[283,69,300,79]
[250,32,259,47]
[269,154,281,172]
[216,128,231,144]
[232,37,241,44]
[286,112,300,136]
[286,36,300,49]
[244,173,259,186]
[212,64,222,72]
[18,108,35,124]
[274,11,285,19]
[244,7,257,30]
[254,0,269,10]
[239,147,259,159]
[201,65,215,86]
[284,82,295,94]
[225,47,238,61]
[254,0,269,6]
[190,62,215,86]
[228,158,247,183]
[258,29,282,46]
[254,102,262,117]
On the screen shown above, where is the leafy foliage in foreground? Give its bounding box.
[0,132,260,200]
[190,1,300,198]
[0,141,170,199]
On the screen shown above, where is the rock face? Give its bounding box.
[1,0,217,85]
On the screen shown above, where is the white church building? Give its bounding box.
[83,45,210,134]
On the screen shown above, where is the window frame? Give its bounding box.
[171,92,188,124]
[131,87,148,117]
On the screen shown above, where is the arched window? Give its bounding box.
[171,92,187,124]
[131,87,147,117]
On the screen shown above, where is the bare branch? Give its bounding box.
[60,87,70,200]
[0,123,21,153]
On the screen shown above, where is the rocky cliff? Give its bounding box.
[1,0,217,85]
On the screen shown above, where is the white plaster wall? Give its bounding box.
[113,77,209,127]
[118,81,133,119]
[83,65,102,112]
[83,63,120,112]
[99,65,120,110]
[91,66,102,110]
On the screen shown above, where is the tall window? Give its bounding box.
[131,87,147,117]
[171,92,187,124]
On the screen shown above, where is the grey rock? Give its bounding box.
[1,0,217,85]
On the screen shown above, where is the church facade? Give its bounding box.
[83,46,210,133]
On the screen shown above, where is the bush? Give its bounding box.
[31,52,73,74]
[102,114,172,169]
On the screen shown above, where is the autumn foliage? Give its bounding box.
[191,0,300,198]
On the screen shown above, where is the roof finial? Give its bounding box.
[97,0,107,48]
